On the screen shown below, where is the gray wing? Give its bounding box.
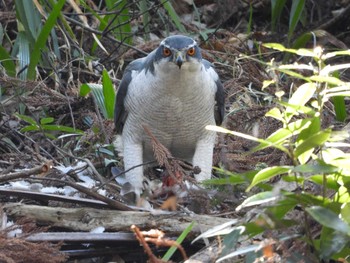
[214,79,225,125]
[114,59,144,134]
[203,59,225,125]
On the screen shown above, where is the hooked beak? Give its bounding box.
[175,52,184,69]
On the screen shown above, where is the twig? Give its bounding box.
[31,177,133,211]
[131,225,166,263]
[0,162,52,183]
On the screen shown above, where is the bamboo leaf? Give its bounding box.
[247,166,291,192]
[27,0,66,80]
[102,69,115,119]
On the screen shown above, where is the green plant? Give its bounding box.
[271,0,305,43]
[80,69,115,120]
[205,44,350,261]
[16,114,83,140]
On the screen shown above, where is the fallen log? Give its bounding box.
[4,203,232,236]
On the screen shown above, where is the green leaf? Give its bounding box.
[0,46,16,77]
[309,75,344,86]
[236,191,278,211]
[102,69,115,119]
[221,228,242,256]
[27,0,66,80]
[265,107,283,121]
[40,117,54,125]
[288,83,316,113]
[161,0,186,33]
[16,114,37,126]
[15,0,41,44]
[296,117,320,164]
[292,163,338,174]
[107,0,132,45]
[162,221,194,261]
[79,83,92,97]
[251,119,311,153]
[333,96,347,122]
[309,175,339,190]
[16,31,30,80]
[341,203,350,224]
[41,124,83,134]
[139,0,151,40]
[83,83,108,118]
[271,0,287,31]
[288,0,305,42]
[207,126,289,154]
[295,129,331,158]
[247,166,291,191]
[306,206,350,235]
[319,228,350,260]
[21,125,39,132]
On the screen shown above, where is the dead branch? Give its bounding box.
[0,162,52,183]
[4,203,232,236]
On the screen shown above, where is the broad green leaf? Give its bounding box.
[0,46,16,77]
[295,129,331,158]
[16,114,37,126]
[296,117,320,164]
[247,166,291,191]
[162,221,195,261]
[203,175,248,185]
[278,101,315,115]
[288,0,305,42]
[292,163,338,174]
[238,191,279,210]
[319,228,350,260]
[221,228,242,256]
[192,220,239,243]
[217,244,262,262]
[79,83,92,97]
[267,197,299,219]
[265,107,283,121]
[21,125,39,132]
[333,96,347,122]
[309,174,339,190]
[288,82,316,109]
[83,83,108,118]
[27,0,66,80]
[102,69,115,119]
[341,203,350,224]
[306,206,350,235]
[16,31,30,80]
[40,117,54,125]
[15,0,41,44]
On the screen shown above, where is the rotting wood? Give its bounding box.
[25,232,136,242]
[4,203,233,236]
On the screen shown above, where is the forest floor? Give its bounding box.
[1,0,350,262]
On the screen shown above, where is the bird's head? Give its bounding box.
[154,35,202,70]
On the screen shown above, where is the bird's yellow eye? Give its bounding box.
[187,47,196,56]
[163,47,172,57]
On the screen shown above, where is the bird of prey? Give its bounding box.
[114,35,225,196]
